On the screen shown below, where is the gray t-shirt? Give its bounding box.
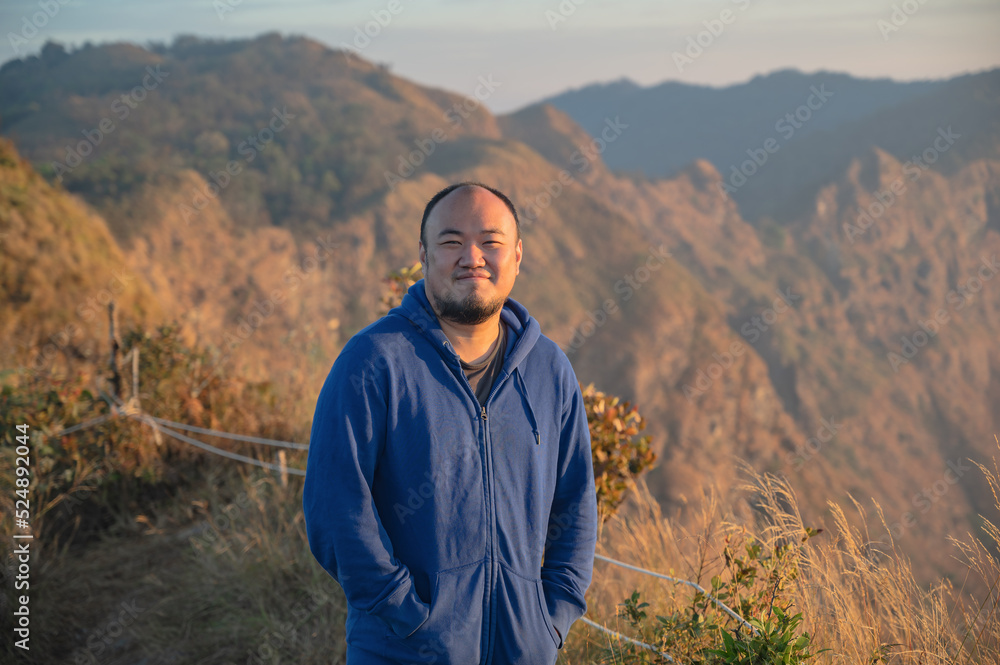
[461,320,507,407]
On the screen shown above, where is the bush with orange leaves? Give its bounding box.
[582,383,656,523]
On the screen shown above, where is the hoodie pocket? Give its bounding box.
[381,560,485,664]
[492,564,560,663]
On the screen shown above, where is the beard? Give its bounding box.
[435,286,505,325]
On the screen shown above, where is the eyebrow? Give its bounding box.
[436,227,507,238]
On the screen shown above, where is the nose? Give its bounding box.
[459,242,486,268]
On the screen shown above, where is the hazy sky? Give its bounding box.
[3,0,999,112]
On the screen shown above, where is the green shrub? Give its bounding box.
[603,527,825,664]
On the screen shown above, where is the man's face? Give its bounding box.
[419,186,522,326]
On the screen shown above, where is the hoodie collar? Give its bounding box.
[391,278,541,375]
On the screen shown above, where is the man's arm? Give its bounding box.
[541,376,599,649]
[303,352,430,638]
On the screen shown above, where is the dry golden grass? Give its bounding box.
[29,443,995,664]
[564,447,1000,664]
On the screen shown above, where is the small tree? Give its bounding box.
[379,265,656,522]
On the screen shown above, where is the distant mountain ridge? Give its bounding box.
[536,69,946,178]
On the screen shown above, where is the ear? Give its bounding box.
[514,237,522,276]
[418,240,426,272]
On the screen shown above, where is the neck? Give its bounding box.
[437,314,502,364]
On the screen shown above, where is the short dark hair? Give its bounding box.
[419,181,521,248]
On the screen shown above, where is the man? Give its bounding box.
[303,182,598,664]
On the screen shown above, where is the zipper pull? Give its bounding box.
[482,406,487,421]
[535,432,540,446]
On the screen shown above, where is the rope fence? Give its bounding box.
[580,616,676,662]
[46,399,758,662]
[54,413,114,437]
[142,415,309,450]
[594,553,757,634]
[46,396,308,476]
[127,414,306,476]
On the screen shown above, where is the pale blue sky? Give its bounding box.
[2,0,998,111]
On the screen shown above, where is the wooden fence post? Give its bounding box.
[108,300,122,403]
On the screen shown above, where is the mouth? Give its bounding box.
[457,273,491,281]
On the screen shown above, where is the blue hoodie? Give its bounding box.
[304,278,599,664]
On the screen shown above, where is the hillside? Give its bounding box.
[0,136,159,374]
[2,34,999,586]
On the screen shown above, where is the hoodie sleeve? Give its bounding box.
[303,350,430,638]
[541,373,599,649]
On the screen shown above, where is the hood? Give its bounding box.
[391,278,541,372]
[391,278,544,443]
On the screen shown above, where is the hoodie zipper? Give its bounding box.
[481,400,497,663]
[443,336,511,664]
[480,371,513,664]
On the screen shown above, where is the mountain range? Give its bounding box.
[2,33,998,584]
